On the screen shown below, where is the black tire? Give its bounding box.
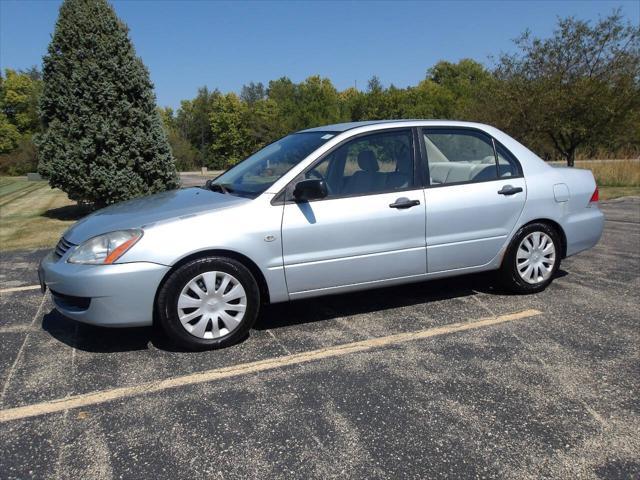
[157,256,260,350]
[500,222,561,294]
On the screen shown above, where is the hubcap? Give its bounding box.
[177,271,247,339]
[516,232,556,284]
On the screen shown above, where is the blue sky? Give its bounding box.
[1,0,638,109]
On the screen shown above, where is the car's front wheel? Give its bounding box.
[500,222,561,294]
[157,256,260,350]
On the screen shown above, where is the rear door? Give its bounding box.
[281,129,427,296]
[421,128,526,272]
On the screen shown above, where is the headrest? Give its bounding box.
[357,150,379,172]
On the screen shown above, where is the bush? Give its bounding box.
[167,129,200,171]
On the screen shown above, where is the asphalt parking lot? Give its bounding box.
[0,198,638,479]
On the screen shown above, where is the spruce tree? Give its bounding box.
[37,0,179,206]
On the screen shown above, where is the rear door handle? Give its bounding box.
[498,185,523,196]
[389,198,421,209]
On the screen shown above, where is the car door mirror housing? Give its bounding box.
[293,179,328,202]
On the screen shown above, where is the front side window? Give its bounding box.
[302,129,414,198]
[423,129,499,185]
[211,132,334,198]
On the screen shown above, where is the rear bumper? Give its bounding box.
[39,252,170,327]
[564,207,605,257]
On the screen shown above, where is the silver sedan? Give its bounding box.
[39,120,604,349]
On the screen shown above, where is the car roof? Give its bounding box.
[297,119,491,133]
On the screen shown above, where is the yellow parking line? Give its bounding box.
[0,285,41,294]
[0,309,541,423]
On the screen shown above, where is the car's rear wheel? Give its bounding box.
[157,256,260,350]
[500,222,561,294]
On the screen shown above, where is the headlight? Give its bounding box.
[68,229,143,265]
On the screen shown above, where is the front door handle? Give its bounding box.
[498,185,523,196]
[389,197,421,209]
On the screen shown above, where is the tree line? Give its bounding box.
[1,7,638,182]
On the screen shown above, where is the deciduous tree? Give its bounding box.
[209,93,249,169]
[491,11,640,165]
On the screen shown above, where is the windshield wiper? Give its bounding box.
[206,181,258,199]
[207,182,233,194]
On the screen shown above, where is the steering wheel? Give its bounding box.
[306,168,333,194]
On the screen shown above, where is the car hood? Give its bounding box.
[64,188,248,245]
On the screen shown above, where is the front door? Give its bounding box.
[421,128,527,272]
[281,129,427,296]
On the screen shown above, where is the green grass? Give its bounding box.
[0,177,84,251]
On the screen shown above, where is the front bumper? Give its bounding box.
[39,251,170,327]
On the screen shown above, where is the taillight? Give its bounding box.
[589,186,599,203]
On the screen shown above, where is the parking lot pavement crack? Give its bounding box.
[582,404,608,429]
[53,410,72,476]
[310,432,326,450]
[0,292,47,407]
[266,329,292,355]
[53,323,84,479]
[469,293,497,317]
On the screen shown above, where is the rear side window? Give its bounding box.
[423,129,498,185]
[495,140,522,178]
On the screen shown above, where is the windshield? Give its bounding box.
[211,132,335,198]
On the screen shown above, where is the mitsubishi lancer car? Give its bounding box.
[39,120,604,350]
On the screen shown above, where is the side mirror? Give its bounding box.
[293,179,328,202]
[204,179,214,190]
